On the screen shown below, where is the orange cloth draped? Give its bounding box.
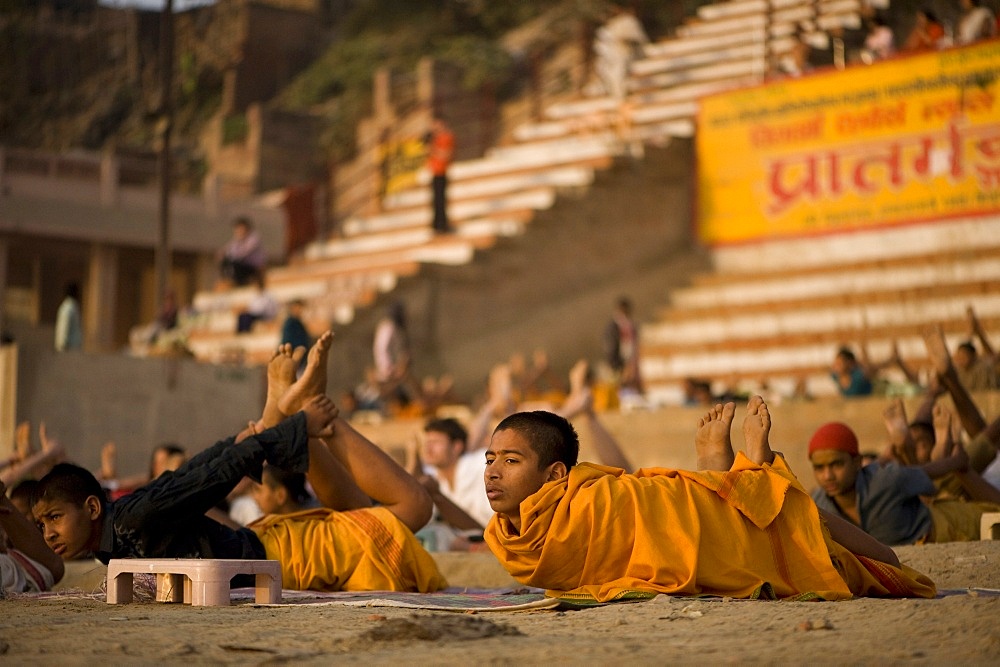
[485,454,935,602]
[251,506,447,592]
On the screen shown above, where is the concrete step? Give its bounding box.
[667,252,1000,317]
[644,295,1000,349]
[381,165,595,209]
[709,217,1000,275]
[641,321,997,406]
[638,216,1000,404]
[631,42,766,78]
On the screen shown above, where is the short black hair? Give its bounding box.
[33,463,107,511]
[494,411,579,470]
[908,420,935,444]
[424,417,468,448]
[149,443,186,477]
[10,479,39,505]
[836,347,857,363]
[261,466,313,505]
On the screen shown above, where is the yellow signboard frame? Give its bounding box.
[697,40,1000,245]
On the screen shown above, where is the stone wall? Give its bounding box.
[8,321,266,478]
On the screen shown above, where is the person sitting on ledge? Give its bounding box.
[31,332,446,593]
[482,396,935,603]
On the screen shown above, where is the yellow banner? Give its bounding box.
[697,40,1000,245]
[379,137,427,197]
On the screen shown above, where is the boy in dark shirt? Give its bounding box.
[33,332,445,592]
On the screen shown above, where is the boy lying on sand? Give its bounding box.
[482,396,935,602]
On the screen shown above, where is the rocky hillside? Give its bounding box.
[0,0,701,178]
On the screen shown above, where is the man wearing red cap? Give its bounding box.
[809,421,985,545]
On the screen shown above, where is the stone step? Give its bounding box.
[342,191,547,237]
[644,293,1000,349]
[381,165,595,210]
[666,253,1000,317]
[640,321,996,406]
[708,217,1000,275]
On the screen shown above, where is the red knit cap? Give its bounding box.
[808,422,859,456]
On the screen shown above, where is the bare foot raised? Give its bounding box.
[695,402,736,471]
[881,398,915,464]
[301,394,339,438]
[922,324,953,378]
[261,344,307,428]
[278,331,333,418]
[487,363,515,415]
[559,360,593,419]
[743,395,774,465]
[100,441,117,480]
[931,402,954,461]
[14,421,31,462]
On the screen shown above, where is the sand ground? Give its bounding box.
[1,541,998,665]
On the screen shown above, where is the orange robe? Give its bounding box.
[485,454,935,603]
[251,506,447,592]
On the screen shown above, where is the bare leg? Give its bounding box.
[14,421,31,462]
[306,436,375,512]
[467,364,515,453]
[979,416,1000,460]
[261,344,306,428]
[931,403,954,461]
[954,441,1000,504]
[309,418,432,532]
[695,402,736,471]
[923,324,987,437]
[553,360,632,471]
[910,377,946,429]
[278,330,333,418]
[556,360,592,419]
[742,395,774,465]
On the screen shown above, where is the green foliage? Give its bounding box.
[431,35,512,89]
[278,34,389,110]
[275,0,571,161]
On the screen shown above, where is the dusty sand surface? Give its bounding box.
[1,541,999,665]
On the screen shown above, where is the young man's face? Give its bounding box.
[251,475,286,516]
[32,496,102,560]
[484,429,564,524]
[810,450,860,498]
[421,430,463,469]
[832,354,852,374]
[909,425,935,464]
[954,347,974,371]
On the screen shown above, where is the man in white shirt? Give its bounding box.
[54,283,82,351]
[412,418,494,551]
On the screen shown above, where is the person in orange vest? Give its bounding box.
[426,117,455,234]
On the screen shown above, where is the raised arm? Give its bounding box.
[557,360,633,471]
[819,507,900,567]
[967,305,997,363]
[923,324,987,438]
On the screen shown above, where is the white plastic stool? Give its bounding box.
[981,512,1000,541]
[106,558,282,607]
